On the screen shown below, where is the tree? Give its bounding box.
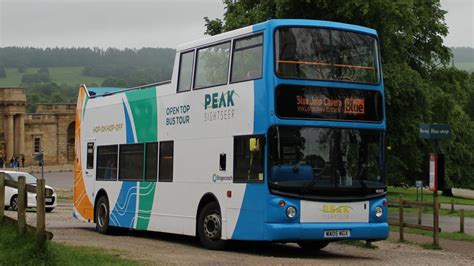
[204,0,474,188]
[205,0,450,74]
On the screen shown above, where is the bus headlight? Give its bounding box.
[286,206,297,218]
[375,206,383,218]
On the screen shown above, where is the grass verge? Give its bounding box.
[390,225,474,242]
[388,187,474,206]
[388,206,474,218]
[0,220,137,265]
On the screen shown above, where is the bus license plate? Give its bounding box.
[324,230,350,238]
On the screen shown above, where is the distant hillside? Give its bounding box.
[0,47,176,112]
[452,47,474,72]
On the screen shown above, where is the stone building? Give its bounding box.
[0,87,75,166]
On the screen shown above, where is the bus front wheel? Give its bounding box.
[95,195,110,234]
[197,201,227,250]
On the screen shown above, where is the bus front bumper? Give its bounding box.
[263,222,389,242]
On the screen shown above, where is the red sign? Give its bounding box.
[429,153,438,192]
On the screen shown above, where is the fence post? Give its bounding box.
[399,195,404,241]
[0,173,4,223]
[36,179,46,250]
[460,209,464,233]
[433,196,440,247]
[450,199,454,213]
[417,207,422,225]
[17,176,26,236]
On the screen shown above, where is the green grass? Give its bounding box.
[388,187,474,206]
[388,206,474,218]
[0,220,138,265]
[0,67,105,87]
[390,225,474,242]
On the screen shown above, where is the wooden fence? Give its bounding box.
[389,195,466,246]
[0,173,52,250]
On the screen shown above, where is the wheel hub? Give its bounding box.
[11,197,18,210]
[203,213,221,240]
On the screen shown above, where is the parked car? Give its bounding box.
[2,170,57,212]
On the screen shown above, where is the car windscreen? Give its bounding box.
[7,172,38,184]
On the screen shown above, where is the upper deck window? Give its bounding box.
[275,27,379,84]
[177,51,194,92]
[194,42,231,89]
[231,34,263,83]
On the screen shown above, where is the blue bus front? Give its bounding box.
[234,20,388,244]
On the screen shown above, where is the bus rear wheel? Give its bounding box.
[297,241,329,251]
[95,195,110,234]
[197,201,227,250]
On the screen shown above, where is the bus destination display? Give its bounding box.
[276,85,383,122]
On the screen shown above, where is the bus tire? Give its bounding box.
[297,241,329,251]
[95,195,110,234]
[197,201,227,250]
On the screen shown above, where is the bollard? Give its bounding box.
[17,176,26,236]
[460,209,464,233]
[417,207,422,225]
[399,195,404,241]
[451,199,454,213]
[36,179,46,250]
[0,173,4,223]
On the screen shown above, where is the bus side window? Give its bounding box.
[177,50,194,92]
[233,136,264,183]
[96,145,118,181]
[158,141,173,182]
[145,142,158,181]
[194,41,231,89]
[119,143,144,181]
[86,142,94,169]
[231,34,263,83]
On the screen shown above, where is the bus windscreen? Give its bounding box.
[275,27,379,84]
[276,85,383,122]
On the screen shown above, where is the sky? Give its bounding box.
[0,0,472,49]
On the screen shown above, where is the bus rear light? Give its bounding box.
[227,191,232,198]
[279,200,286,207]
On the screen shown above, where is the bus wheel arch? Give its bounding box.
[196,193,227,250]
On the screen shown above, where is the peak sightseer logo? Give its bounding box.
[320,205,353,220]
[204,90,237,122]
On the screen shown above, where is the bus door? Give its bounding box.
[85,142,95,189]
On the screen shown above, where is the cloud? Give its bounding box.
[0,0,224,48]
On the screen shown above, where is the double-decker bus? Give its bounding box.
[73,19,387,250]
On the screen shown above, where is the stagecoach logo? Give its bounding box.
[320,205,353,220]
[204,90,237,122]
[212,174,233,182]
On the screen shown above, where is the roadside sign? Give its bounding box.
[429,153,438,192]
[419,124,451,140]
[415,180,423,188]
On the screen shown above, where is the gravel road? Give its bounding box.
[4,203,474,265]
